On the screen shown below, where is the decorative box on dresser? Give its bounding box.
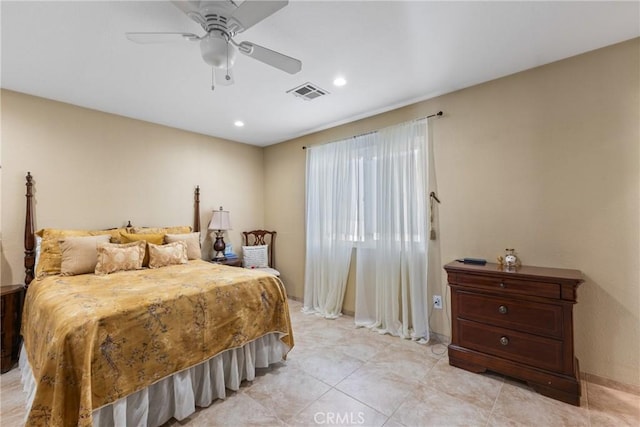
[1,284,25,373]
[444,261,584,406]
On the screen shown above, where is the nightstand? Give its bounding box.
[211,258,243,267]
[1,285,25,373]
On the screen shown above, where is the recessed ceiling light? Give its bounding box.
[333,77,347,87]
[234,120,244,127]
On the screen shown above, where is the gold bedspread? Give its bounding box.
[22,260,293,427]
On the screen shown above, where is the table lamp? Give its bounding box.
[208,206,231,261]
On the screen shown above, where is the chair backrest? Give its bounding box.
[242,230,277,269]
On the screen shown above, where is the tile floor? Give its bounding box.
[1,298,639,426]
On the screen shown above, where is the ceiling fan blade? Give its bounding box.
[170,0,201,16]
[230,1,288,32]
[171,1,207,28]
[126,32,200,44]
[238,41,301,74]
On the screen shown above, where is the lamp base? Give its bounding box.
[212,231,227,262]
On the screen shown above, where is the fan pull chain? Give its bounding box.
[211,68,215,91]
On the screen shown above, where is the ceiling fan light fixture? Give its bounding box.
[200,32,236,68]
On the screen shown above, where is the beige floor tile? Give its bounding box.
[287,388,388,427]
[243,365,331,422]
[324,328,390,362]
[485,413,530,427]
[335,364,417,417]
[587,382,640,427]
[381,418,405,427]
[420,357,504,411]
[369,343,439,382]
[288,346,364,386]
[492,379,590,427]
[292,320,355,349]
[183,392,284,426]
[389,382,491,427]
[0,368,26,427]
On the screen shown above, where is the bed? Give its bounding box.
[19,173,294,427]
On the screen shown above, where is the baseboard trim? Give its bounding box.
[582,372,640,396]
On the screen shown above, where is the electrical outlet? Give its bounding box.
[433,295,442,309]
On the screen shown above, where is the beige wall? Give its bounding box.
[1,89,265,286]
[264,38,640,387]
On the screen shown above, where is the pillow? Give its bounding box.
[165,232,201,260]
[242,245,269,268]
[148,241,188,269]
[35,227,129,278]
[132,226,192,235]
[95,241,146,275]
[119,232,165,267]
[60,235,111,276]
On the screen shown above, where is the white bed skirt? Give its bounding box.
[20,332,290,427]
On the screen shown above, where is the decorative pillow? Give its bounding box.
[35,227,129,278]
[60,235,111,276]
[119,232,165,267]
[148,241,188,269]
[132,226,192,235]
[165,232,201,260]
[242,245,269,268]
[95,241,145,275]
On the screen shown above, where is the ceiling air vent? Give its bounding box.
[287,82,329,101]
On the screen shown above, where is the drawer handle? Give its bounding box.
[499,282,506,288]
[500,336,509,346]
[498,305,508,314]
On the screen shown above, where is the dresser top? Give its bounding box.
[444,261,583,283]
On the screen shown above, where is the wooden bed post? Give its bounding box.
[24,172,35,288]
[194,185,200,233]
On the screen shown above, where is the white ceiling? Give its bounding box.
[2,1,638,146]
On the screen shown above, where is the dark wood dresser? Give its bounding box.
[1,285,25,373]
[444,261,583,405]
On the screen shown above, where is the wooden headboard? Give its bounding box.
[23,172,201,288]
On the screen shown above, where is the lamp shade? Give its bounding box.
[208,207,232,231]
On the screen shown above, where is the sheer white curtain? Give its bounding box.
[354,120,430,340]
[303,119,429,337]
[303,136,372,318]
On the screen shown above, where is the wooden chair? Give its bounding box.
[242,230,279,276]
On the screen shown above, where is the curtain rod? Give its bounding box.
[302,111,443,149]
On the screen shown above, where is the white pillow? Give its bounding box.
[242,245,268,268]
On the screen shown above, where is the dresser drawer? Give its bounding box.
[458,319,564,372]
[456,292,563,338]
[452,273,560,299]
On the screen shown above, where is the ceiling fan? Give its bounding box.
[126,0,302,89]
